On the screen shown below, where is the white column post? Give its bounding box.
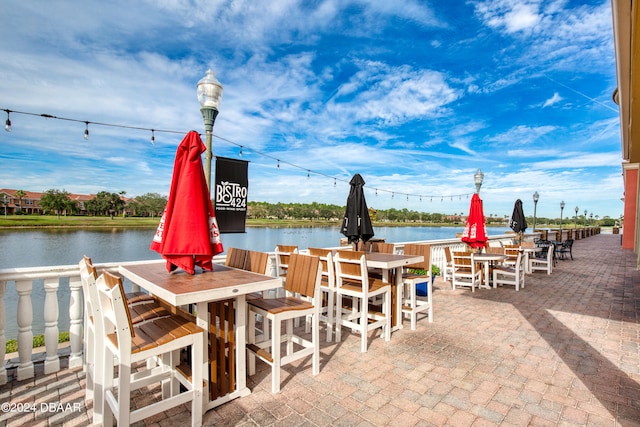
[16,279,34,381]
[43,278,60,374]
[68,276,84,369]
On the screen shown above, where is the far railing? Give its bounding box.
[5,230,602,385]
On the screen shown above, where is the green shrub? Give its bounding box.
[5,332,70,354]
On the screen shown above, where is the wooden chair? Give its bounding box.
[97,270,204,427]
[225,247,248,269]
[245,250,270,274]
[334,251,391,352]
[492,250,525,291]
[451,251,482,292]
[371,242,395,254]
[530,244,554,275]
[274,244,298,277]
[503,245,520,267]
[246,253,322,393]
[443,247,455,283]
[79,257,174,423]
[308,248,336,342]
[401,244,433,330]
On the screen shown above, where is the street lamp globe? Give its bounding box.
[559,200,565,234]
[197,69,223,193]
[532,191,539,231]
[474,168,484,194]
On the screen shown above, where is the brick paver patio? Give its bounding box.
[1,233,639,426]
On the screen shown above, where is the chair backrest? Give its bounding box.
[486,246,504,254]
[334,250,371,294]
[452,251,471,266]
[308,247,335,289]
[444,246,453,263]
[225,247,248,269]
[356,240,373,252]
[284,253,321,299]
[275,244,298,276]
[245,250,269,274]
[99,270,135,339]
[504,245,520,261]
[403,244,431,272]
[521,241,535,248]
[371,242,395,254]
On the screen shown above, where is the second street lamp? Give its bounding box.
[575,206,579,229]
[532,191,539,231]
[559,200,565,236]
[197,69,223,194]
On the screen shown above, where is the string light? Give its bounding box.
[1,106,476,203]
[4,110,11,132]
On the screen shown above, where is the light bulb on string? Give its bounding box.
[84,122,89,140]
[150,129,155,145]
[4,110,11,132]
[277,160,280,169]
[406,194,408,201]
[239,146,243,157]
[334,178,336,187]
[307,170,310,179]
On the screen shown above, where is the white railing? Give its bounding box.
[0,231,554,385]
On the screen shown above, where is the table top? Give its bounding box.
[365,252,424,269]
[473,253,508,261]
[119,262,283,306]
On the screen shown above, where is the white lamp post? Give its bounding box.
[532,191,539,231]
[197,69,223,194]
[559,200,565,236]
[474,168,484,194]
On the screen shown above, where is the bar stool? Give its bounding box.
[97,270,204,427]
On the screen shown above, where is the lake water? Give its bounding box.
[0,225,510,337]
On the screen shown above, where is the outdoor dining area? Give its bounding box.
[0,135,619,425]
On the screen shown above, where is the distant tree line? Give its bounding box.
[38,189,167,218]
[33,189,614,226]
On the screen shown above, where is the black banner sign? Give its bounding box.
[214,157,249,233]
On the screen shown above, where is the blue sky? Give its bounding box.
[0,0,621,220]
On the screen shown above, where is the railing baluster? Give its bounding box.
[43,278,60,374]
[68,277,83,369]
[16,279,34,381]
[0,281,6,385]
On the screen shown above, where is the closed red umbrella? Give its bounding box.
[461,193,488,250]
[150,130,223,274]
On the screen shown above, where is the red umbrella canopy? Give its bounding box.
[150,131,223,274]
[461,193,488,249]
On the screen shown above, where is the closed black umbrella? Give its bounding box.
[509,199,527,243]
[340,173,374,248]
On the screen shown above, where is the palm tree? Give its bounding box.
[15,189,26,213]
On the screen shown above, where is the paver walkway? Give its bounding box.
[1,233,639,426]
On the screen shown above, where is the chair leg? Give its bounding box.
[271,317,282,393]
[312,311,319,375]
[360,299,368,353]
[384,291,391,342]
[335,294,342,343]
[326,290,334,342]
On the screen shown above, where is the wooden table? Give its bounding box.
[472,253,508,289]
[365,252,424,331]
[119,262,282,412]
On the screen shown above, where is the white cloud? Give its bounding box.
[543,92,563,107]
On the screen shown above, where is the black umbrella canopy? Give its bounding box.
[340,173,374,245]
[509,199,528,233]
